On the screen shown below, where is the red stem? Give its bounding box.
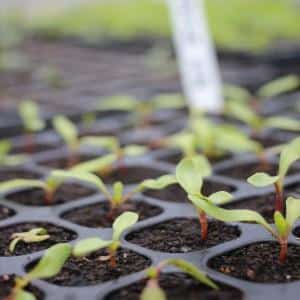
[44,189,54,205]
[109,250,117,268]
[279,240,288,264]
[274,182,284,213]
[25,133,35,154]
[199,210,208,241]
[67,152,79,169]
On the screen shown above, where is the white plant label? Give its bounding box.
[166,0,223,112]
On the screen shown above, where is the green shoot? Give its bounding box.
[175,155,233,240]
[7,243,71,300]
[0,140,27,166]
[247,137,300,212]
[50,170,176,215]
[73,212,138,268]
[9,228,49,254]
[141,259,218,300]
[188,194,300,264]
[18,101,45,153]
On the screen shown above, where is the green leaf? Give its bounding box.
[166,132,197,157]
[208,191,233,205]
[52,115,78,150]
[140,174,177,190]
[28,243,72,280]
[247,172,279,187]
[175,156,211,195]
[0,140,11,158]
[166,259,218,290]
[257,75,300,99]
[80,136,119,152]
[278,137,300,181]
[123,145,148,157]
[141,279,166,300]
[151,93,185,110]
[286,196,300,227]
[15,289,36,300]
[98,95,138,111]
[112,181,124,204]
[112,212,138,241]
[223,84,251,102]
[274,211,289,237]
[0,179,46,194]
[50,170,111,199]
[73,237,113,257]
[265,117,300,131]
[71,153,117,173]
[188,194,274,234]
[19,101,45,132]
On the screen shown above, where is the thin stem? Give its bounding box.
[44,188,54,205]
[109,249,117,268]
[274,182,284,213]
[67,151,79,169]
[25,133,35,154]
[199,210,208,241]
[279,239,288,264]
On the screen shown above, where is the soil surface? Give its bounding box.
[0,206,15,221]
[209,242,300,283]
[0,274,44,300]
[102,166,165,185]
[143,182,234,203]
[217,161,299,180]
[37,153,97,169]
[126,218,240,253]
[6,183,96,206]
[12,143,58,155]
[0,222,76,256]
[62,199,162,228]
[30,248,150,286]
[0,168,41,183]
[106,273,243,300]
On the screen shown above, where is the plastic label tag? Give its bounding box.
[167,0,223,112]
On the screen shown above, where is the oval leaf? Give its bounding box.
[141,279,166,300]
[80,136,119,152]
[19,101,45,132]
[0,179,46,194]
[15,290,36,300]
[53,116,78,149]
[73,238,113,257]
[112,212,138,241]
[28,243,72,280]
[286,196,300,227]
[274,211,289,237]
[98,95,138,111]
[208,191,233,205]
[140,174,177,190]
[247,172,279,187]
[265,117,300,131]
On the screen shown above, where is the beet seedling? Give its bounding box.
[9,228,49,254]
[141,259,218,300]
[50,170,176,217]
[18,101,45,153]
[247,137,300,212]
[73,211,138,267]
[189,194,300,264]
[0,140,27,166]
[6,243,71,300]
[175,155,233,240]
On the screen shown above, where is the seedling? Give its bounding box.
[6,243,71,300]
[97,94,185,126]
[73,212,138,267]
[141,259,218,300]
[175,156,233,240]
[18,101,46,153]
[188,194,300,264]
[247,137,300,212]
[9,228,49,254]
[0,140,26,166]
[50,170,176,216]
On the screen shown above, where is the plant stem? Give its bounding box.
[279,240,288,264]
[274,182,284,212]
[109,249,117,268]
[25,133,35,154]
[199,210,208,241]
[67,152,79,169]
[44,189,54,205]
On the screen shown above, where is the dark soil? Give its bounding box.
[286,182,300,196]
[62,199,163,228]
[252,135,285,148]
[11,143,58,155]
[106,272,243,300]
[0,205,15,221]
[6,183,96,206]
[37,153,97,169]
[0,168,41,183]
[143,182,235,203]
[209,242,300,283]
[0,222,76,256]
[0,274,44,300]
[101,166,165,185]
[126,218,240,253]
[217,161,299,180]
[29,248,150,286]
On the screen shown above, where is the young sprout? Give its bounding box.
[188,194,300,264]
[50,170,176,217]
[6,243,71,300]
[0,140,27,166]
[141,259,218,300]
[73,212,138,268]
[175,156,232,240]
[247,137,300,212]
[18,101,45,153]
[9,228,49,254]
